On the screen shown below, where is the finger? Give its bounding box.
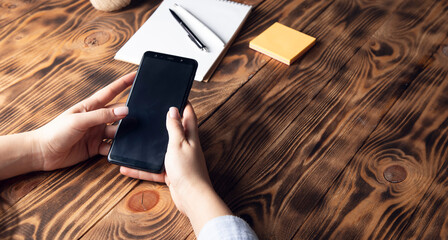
[105,103,126,109]
[120,167,166,183]
[76,72,136,112]
[181,103,200,143]
[73,106,128,131]
[104,125,118,139]
[98,141,111,156]
[166,107,186,146]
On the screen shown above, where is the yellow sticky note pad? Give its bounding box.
[249,22,316,65]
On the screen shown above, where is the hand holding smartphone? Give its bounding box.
[108,51,197,173]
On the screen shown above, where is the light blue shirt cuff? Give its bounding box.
[198,215,258,240]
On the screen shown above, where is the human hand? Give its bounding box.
[120,103,212,210]
[120,103,232,234]
[31,72,136,171]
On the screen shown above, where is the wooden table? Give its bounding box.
[1,0,447,239]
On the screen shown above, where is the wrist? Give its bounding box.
[181,181,215,216]
[0,131,43,180]
[26,130,45,172]
[181,182,232,235]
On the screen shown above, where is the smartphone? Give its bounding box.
[108,51,197,173]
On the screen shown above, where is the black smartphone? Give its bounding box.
[108,51,197,173]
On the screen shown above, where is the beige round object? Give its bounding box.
[90,0,131,12]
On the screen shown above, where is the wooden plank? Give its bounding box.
[402,166,448,240]
[0,0,159,235]
[0,0,303,215]
[0,0,272,230]
[0,158,137,239]
[184,231,196,240]
[0,0,443,239]
[0,0,159,204]
[0,172,50,214]
[0,60,138,215]
[0,0,272,134]
[0,0,288,133]
[189,0,326,122]
[0,0,49,28]
[81,182,193,239]
[0,62,141,235]
[80,0,396,237]
[396,43,448,239]
[3,0,284,236]
[293,38,448,239]
[0,0,161,135]
[194,0,448,239]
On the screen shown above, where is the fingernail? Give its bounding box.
[113,106,128,116]
[169,107,180,119]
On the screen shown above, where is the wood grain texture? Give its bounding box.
[189,0,339,122]
[0,0,47,28]
[0,0,271,217]
[196,0,448,239]
[0,0,159,207]
[183,231,196,240]
[395,42,448,239]
[83,0,400,238]
[195,0,410,238]
[0,59,138,215]
[293,35,448,240]
[0,0,159,237]
[0,158,137,239]
[0,0,276,237]
[0,0,447,239]
[0,172,49,214]
[81,182,193,239]
[189,0,290,122]
[0,0,276,236]
[0,0,160,135]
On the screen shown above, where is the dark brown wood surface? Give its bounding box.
[0,0,447,239]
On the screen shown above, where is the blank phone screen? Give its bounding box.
[109,52,196,173]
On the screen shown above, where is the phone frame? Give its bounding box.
[108,51,197,173]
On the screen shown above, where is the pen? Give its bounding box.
[169,9,207,51]
[173,4,225,48]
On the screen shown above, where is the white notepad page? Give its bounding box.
[115,0,252,81]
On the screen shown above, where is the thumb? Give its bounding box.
[74,106,128,130]
[166,107,186,145]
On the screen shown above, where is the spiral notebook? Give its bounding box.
[115,0,252,81]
